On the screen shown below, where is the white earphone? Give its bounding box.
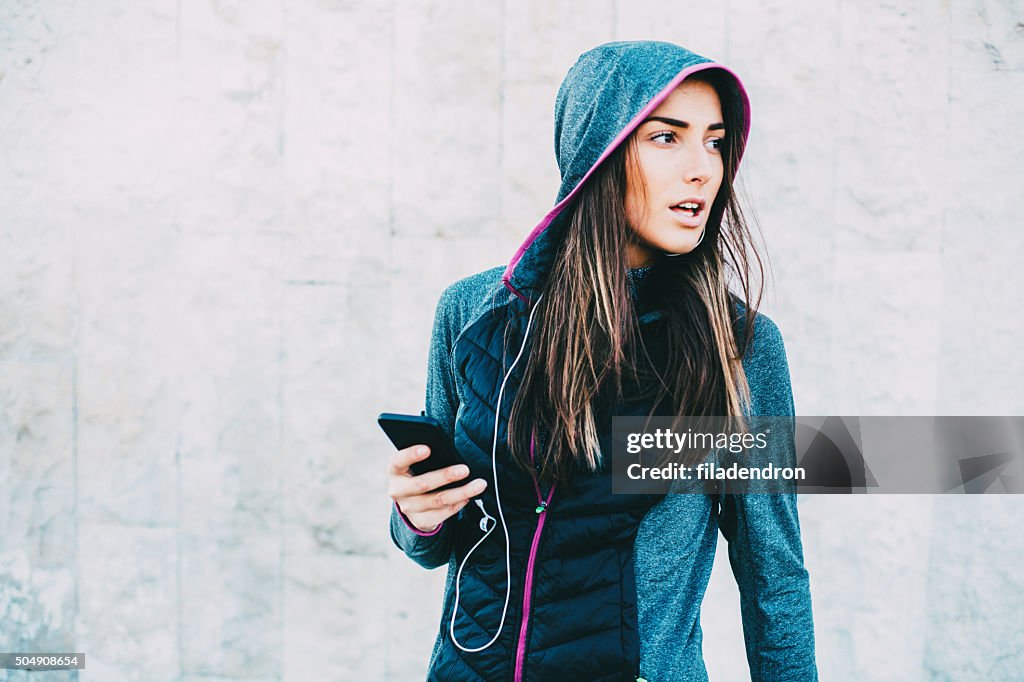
[449,292,545,653]
[664,224,705,257]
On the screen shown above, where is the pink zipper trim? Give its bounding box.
[514,431,556,682]
[514,483,555,682]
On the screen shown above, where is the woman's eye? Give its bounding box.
[706,137,724,152]
[651,131,676,144]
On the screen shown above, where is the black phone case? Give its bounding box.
[378,413,467,492]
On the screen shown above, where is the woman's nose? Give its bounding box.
[681,145,712,185]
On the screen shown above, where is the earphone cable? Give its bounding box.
[449,293,545,652]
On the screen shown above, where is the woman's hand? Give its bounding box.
[388,445,488,534]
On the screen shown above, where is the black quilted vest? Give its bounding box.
[427,297,665,682]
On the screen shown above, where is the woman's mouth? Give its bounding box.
[670,200,704,227]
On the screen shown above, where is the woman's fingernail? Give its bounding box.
[475,479,488,491]
[454,465,469,477]
[417,446,429,456]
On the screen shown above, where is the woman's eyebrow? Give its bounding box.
[643,116,726,131]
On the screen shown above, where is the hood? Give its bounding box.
[501,41,751,304]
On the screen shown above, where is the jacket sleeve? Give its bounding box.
[717,316,818,680]
[388,284,462,570]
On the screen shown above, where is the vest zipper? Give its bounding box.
[514,428,555,682]
[513,479,554,682]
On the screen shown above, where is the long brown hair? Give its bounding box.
[506,70,764,484]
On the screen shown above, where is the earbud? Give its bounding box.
[475,499,495,533]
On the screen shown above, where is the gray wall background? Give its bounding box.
[2,0,1023,680]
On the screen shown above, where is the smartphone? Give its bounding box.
[378,413,468,492]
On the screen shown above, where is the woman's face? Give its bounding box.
[624,79,725,268]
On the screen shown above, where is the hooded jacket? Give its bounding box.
[390,41,818,682]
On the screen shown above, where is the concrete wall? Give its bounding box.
[1,0,1022,679]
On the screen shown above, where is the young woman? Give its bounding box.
[387,41,817,682]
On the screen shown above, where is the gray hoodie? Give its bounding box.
[391,41,817,681]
